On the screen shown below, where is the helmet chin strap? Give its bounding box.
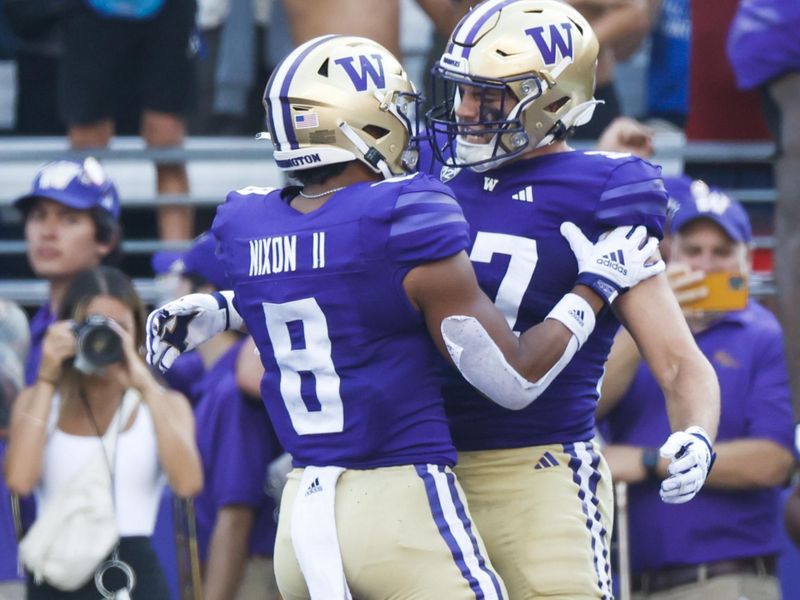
[337,120,394,179]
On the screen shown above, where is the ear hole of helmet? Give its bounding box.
[317,58,329,77]
[544,96,570,113]
[363,125,390,139]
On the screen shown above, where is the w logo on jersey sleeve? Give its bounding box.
[525,22,575,65]
[335,54,386,91]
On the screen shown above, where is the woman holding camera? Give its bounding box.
[4,266,203,599]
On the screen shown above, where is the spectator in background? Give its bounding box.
[727,0,800,433]
[599,178,794,599]
[195,335,282,600]
[190,0,274,135]
[2,0,68,135]
[14,158,122,386]
[0,300,30,600]
[683,0,772,189]
[59,0,197,241]
[566,0,651,140]
[4,266,203,599]
[1,159,123,598]
[151,232,240,405]
[147,232,242,598]
[283,0,468,63]
[643,0,690,128]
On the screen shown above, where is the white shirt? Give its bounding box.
[37,393,166,537]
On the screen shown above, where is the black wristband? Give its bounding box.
[642,447,660,479]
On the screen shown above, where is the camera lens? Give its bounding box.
[75,316,122,371]
[81,326,122,367]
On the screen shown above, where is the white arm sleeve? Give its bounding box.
[441,315,583,411]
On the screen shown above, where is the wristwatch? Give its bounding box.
[642,447,660,480]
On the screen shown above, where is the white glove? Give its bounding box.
[560,222,666,305]
[658,425,716,504]
[145,291,243,372]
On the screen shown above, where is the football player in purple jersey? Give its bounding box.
[145,35,664,599]
[424,1,720,597]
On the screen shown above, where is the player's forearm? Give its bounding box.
[661,351,720,441]
[517,285,602,381]
[204,507,255,600]
[588,0,649,54]
[703,439,793,489]
[597,327,641,419]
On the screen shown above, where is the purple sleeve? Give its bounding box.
[209,376,274,508]
[745,323,795,452]
[386,188,470,266]
[596,158,669,238]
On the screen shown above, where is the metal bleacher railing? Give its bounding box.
[0,135,778,305]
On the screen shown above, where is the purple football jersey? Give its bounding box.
[427,150,668,450]
[211,174,470,468]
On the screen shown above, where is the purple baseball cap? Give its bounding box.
[666,175,752,243]
[14,158,121,220]
[152,232,231,290]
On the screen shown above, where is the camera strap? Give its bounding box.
[85,389,140,598]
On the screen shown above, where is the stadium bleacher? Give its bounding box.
[0,134,777,307]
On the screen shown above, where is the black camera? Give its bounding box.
[73,315,122,373]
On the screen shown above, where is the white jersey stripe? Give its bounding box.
[427,465,503,600]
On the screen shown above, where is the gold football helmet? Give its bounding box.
[426,0,600,171]
[262,35,420,178]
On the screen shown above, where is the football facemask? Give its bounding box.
[426,0,600,171]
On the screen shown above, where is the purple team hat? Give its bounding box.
[14,158,121,220]
[153,232,231,290]
[666,175,752,243]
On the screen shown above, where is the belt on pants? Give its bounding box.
[632,555,777,594]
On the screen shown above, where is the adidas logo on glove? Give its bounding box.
[596,250,627,275]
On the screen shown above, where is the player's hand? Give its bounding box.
[38,320,77,383]
[666,262,707,306]
[596,117,654,159]
[658,426,715,504]
[146,291,242,372]
[561,222,665,305]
